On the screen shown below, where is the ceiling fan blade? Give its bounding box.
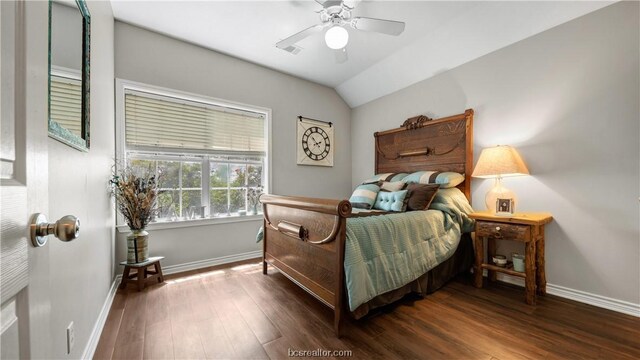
[351,17,405,36]
[343,0,362,9]
[334,48,348,64]
[276,24,325,50]
[317,0,344,7]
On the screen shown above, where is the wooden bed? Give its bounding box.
[260,109,474,336]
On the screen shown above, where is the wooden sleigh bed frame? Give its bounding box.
[260,109,474,336]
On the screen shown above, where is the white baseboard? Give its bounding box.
[494,273,640,317]
[494,272,525,287]
[546,283,640,317]
[161,250,262,275]
[82,277,119,360]
[113,250,263,284]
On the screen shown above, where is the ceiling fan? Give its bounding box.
[276,0,406,63]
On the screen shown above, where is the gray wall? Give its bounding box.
[47,0,115,358]
[114,22,352,269]
[351,2,639,305]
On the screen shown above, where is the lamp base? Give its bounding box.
[485,177,517,215]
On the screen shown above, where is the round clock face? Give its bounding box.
[301,126,331,161]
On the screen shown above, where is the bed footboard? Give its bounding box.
[260,194,352,336]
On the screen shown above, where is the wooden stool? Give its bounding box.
[119,256,165,291]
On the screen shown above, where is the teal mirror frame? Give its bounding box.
[48,0,91,151]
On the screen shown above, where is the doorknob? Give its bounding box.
[30,213,80,247]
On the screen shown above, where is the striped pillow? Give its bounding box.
[362,173,408,184]
[349,183,381,209]
[402,171,464,188]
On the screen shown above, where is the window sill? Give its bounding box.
[116,214,263,233]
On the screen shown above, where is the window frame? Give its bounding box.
[115,79,272,231]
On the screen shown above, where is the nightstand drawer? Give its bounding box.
[476,221,530,242]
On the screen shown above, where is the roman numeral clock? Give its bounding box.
[297,116,334,167]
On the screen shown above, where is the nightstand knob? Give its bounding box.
[495,226,501,231]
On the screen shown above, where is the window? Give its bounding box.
[117,80,270,224]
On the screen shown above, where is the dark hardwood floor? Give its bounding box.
[95,259,640,359]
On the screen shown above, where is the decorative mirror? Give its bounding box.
[48,0,90,151]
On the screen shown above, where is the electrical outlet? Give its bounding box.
[66,321,75,354]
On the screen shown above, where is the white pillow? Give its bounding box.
[380,181,406,192]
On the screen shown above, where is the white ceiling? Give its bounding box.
[110,1,614,107]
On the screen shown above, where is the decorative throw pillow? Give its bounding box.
[373,190,408,212]
[349,183,381,209]
[380,181,406,192]
[402,171,464,188]
[405,183,440,211]
[362,173,408,184]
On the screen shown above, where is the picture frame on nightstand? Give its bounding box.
[496,198,515,216]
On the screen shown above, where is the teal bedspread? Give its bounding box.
[344,188,474,311]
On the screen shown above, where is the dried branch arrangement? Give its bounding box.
[109,165,159,230]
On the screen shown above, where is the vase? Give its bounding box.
[126,229,149,264]
[248,204,258,215]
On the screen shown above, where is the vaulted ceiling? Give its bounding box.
[110,1,613,107]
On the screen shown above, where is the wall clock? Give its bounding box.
[297,117,334,167]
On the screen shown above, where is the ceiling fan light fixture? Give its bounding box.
[325,26,349,49]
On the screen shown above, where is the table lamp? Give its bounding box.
[471,145,530,214]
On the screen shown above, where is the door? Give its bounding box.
[1,0,51,358]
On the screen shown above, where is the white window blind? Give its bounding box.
[50,75,82,136]
[125,91,265,154]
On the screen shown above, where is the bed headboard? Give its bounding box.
[374,109,474,203]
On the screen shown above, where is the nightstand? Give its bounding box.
[469,211,553,305]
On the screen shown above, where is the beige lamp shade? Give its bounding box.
[472,145,530,178]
